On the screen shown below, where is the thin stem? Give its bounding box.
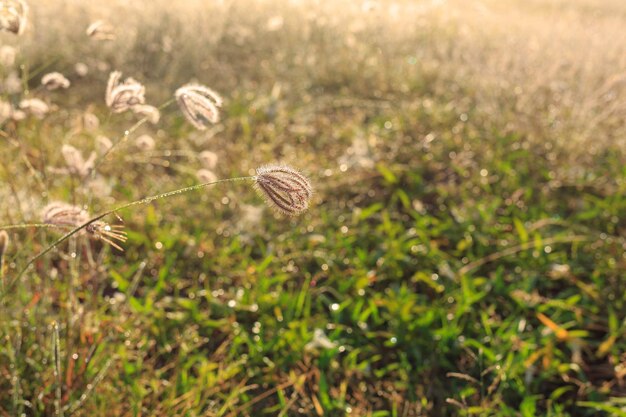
[0,223,61,231]
[52,321,64,417]
[27,56,62,83]
[1,176,255,300]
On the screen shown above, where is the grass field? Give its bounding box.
[1,0,626,415]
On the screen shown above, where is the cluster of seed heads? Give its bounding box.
[0,1,312,256]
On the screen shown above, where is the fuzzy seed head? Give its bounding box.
[0,230,9,261]
[83,112,99,131]
[42,202,89,228]
[0,0,28,35]
[106,71,145,113]
[61,144,96,177]
[0,92,20,119]
[0,45,16,67]
[135,134,155,151]
[4,70,21,94]
[75,62,88,77]
[198,150,218,170]
[95,135,112,155]
[42,202,127,250]
[19,98,49,118]
[196,169,217,183]
[175,84,222,130]
[86,20,114,40]
[10,108,25,121]
[0,100,11,123]
[41,72,70,90]
[131,104,160,124]
[254,164,312,216]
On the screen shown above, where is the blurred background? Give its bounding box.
[1,0,625,415]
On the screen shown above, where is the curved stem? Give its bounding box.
[1,175,255,301]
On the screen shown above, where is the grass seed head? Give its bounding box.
[0,45,16,67]
[18,98,48,118]
[254,164,312,216]
[198,150,218,170]
[196,169,217,183]
[95,135,113,155]
[83,112,99,131]
[106,71,146,113]
[85,221,127,251]
[42,202,89,228]
[0,100,11,123]
[86,20,114,40]
[74,62,88,77]
[0,230,9,269]
[132,104,160,124]
[0,0,28,35]
[41,72,70,90]
[175,84,222,130]
[61,144,96,177]
[135,134,155,151]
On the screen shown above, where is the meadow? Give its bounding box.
[0,0,625,415]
